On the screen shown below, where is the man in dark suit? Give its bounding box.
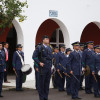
[82,41,95,94]
[56,44,66,91]
[2,42,10,83]
[65,48,72,95]
[0,42,6,97]
[79,43,85,90]
[93,45,100,98]
[67,42,82,99]
[52,46,59,89]
[12,44,24,91]
[32,43,41,90]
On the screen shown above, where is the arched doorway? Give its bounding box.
[0,20,24,74]
[6,26,17,74]
[35,18,70,48]
[80,22,100,45]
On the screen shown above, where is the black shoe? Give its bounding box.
[94,95,100,98]
[72,97,77,99]
[59,90,64,92]
[79,87,84,90]
[0,95,3,97]
[44,99,48,100]
[4,81,11,83]
[90,91,93,93]
[76,97,82,99]
[86,92,92,94]
[16,89,24,91]
[67,93,71,95]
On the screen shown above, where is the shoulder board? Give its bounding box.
[52,52,54,54]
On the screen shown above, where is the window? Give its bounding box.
[50,28,64,48]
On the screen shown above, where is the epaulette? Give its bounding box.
[52,52,54,54]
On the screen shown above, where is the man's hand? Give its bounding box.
[70,71,73,75]
[35,68,39,72]
[83,68,86,72]
[92,72,95,75]
[13,68,15,71]
[39,62,44,67]
[4,69,6,72]
[57,69,60,72]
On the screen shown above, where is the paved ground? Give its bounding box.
[2,75,97,100]
[3,75,54,89]
[1,89,100,100]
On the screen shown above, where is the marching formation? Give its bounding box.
[0,35,100,100]
[33,35,100,100]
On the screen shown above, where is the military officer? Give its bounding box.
[93,45,100,97]
[52,46,59,88]
[79,43,85,90]
[13,44,24,91]
[33,35,53,100]
[56,44,66,91]
[32,43,41,90]
[0,42,6,97]
[65,48,72,95]
[67,42,82,99]
[82,41,95,94]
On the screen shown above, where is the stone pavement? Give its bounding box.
[1,89,100,100]
[3,75,54,90]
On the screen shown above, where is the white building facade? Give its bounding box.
[1,0,100,81]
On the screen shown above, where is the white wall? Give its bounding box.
[15,0,100,80]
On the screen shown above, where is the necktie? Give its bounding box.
[5,49,8,61]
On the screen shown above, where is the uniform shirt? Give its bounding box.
[82,48,95,72]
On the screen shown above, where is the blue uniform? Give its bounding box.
[93,53,100,96]
[65,55,72,95]
[52,52,59,88]
[33,44,53,100]
[82,48,95,93]
[79,50,84,89]
[12,50,24,91]
[0,50,6,95]
[56,51,66,91]
[32,52,39,90]
[67,50,82,98]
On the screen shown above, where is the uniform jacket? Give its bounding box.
[12,50,24,70]
[82,48,95,72]
[67,50,82,75]
[53,52,59,69]
[56,51,67,71]
[33,44,53,69]
[94,53,100,73]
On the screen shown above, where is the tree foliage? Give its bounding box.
[0,0,28,34]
